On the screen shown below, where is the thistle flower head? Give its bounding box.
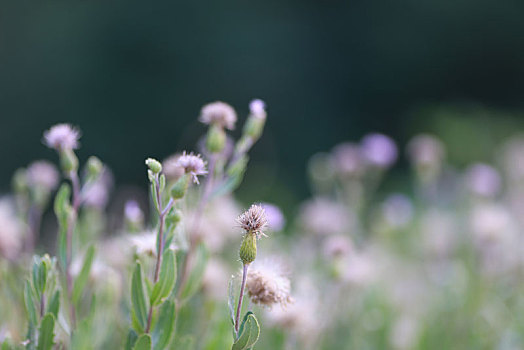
[199,101,237,130]
[245,258,293,308]
[26,160,59,191]
[175,151,207,184]
[236,204,268,238]
[249,99,267,120]
[43,123,81,150]
[360,133,398,168]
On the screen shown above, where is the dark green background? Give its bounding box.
[2,0,524,204]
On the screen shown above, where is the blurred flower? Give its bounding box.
[470,203,514,243]
[421,209,457,257]
[124,200,144,230]
[162,154,184,181]
[199,101,237,130]
[237,204,268,238]
[176,151,207,184]
[26,160,59,191]
[201,258,229,300]
[381,194,414,229]
[360,133,398,168]
[465,163,501,198]
[249,99,267,120]
[322,234,353,259]
[129,231,177,257]
[407,134,445,184]
[342,251,376,286]
[83,170,113,209]
[500,136,524,182]
[0,198,24,260]
[261,203,285,231]
[299,197,352,236]
[245,258,293,308]
[332,142,365,178]
[43,123,80,150]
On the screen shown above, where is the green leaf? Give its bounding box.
[131,262,148,332]
[36,313,55,350]
[152,300,176,350]
[178,244,208,303]
[232,312,260,350]
[151,250,177,306]
[125,330,138,350]
[72,245,95,304]
[133,334,152,350]
[24,280,37,326]
[47,290,60,319]
[32,257,47,297]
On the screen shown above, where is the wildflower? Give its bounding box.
[124,200,144,226]
[245,258,293,308]
[249,99,267,120]
[332,142,365,177]
[381,194,414,229]
[360,133,398,168]
[322,234,353,259]
[261,203,285,231]
[26,160,59,191]
[162,154,185,181]
[299,198,352,236]
[465,163,501,197]
[83,170,113,209]
[199,101,237,130]
[236,204,268,239]
[175,152,207,184]
[43,123,80,150]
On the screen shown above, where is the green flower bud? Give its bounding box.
[145,158,162,174]
[166,208,182,227]
[206,124,226,153]
[170,173,190,199]
[243,115,266,140]
[60,148,78,174]
[239,232,257,264]
[86,156,103,179]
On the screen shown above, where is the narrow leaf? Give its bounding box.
[151,250,176,305]
[36,314,55,350]
[47,291,60,319]
[72,245,95,304]
[131,262,148,331]
[152,300,176,350]
[133,334,152,350]
[125,330,138,350]
[24,280,37,326]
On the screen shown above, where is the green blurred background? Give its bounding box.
[2,0,524,205]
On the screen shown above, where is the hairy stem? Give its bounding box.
[235,263,249,335]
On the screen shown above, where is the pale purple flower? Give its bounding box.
[249,99,267,119]
[332,142,365,177]
[83,170,112,209]
[262,203,285,231]
[300,198,352,236]
[360,133,398,168]
[381,194,414,228]
[26,160,59,191]
[406,134,445,167]
[43,123,80,150]
[199,101,237,130]
[465,163,501,197]
[124,200,144,224]
[162,154,185,181]
[322,234,353,258]
[175,151,207,184]
[237,204,268,238]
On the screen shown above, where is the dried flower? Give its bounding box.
[245,258,293,308]
[175,152,207,184]
[199,101,237,130]
[43,123,80,150]
[360,133,398,168]
[26,160,59,191]
[236,204,268,238]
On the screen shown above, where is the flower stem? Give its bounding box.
[235,263,249,335]
[66,171,81,329]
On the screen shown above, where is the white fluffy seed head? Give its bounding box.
[245,259,293,308]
